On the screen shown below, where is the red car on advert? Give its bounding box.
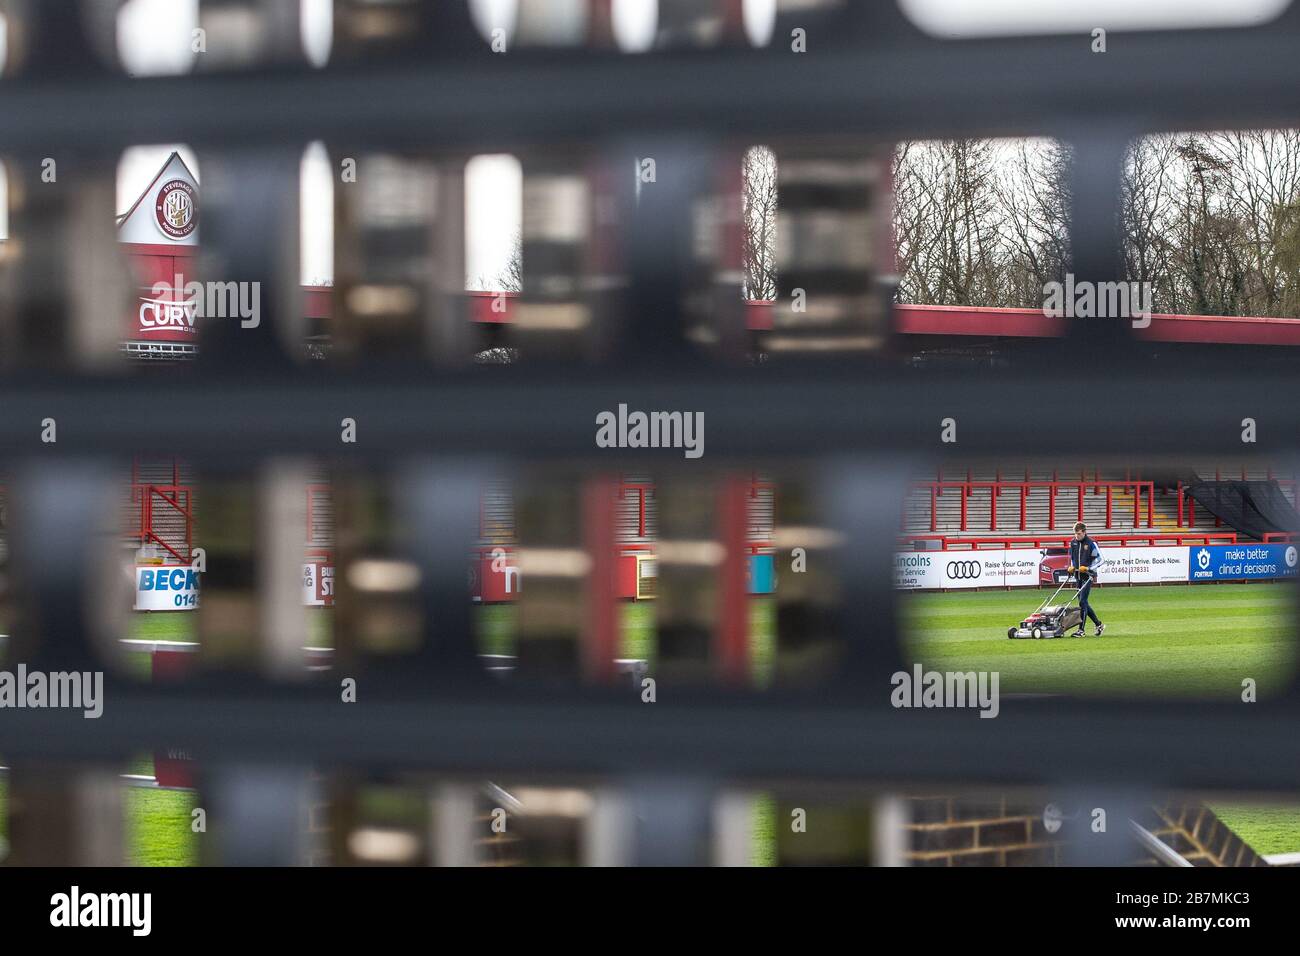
[1038,547,1072,585]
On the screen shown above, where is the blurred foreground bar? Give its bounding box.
[769,145,887,354]
[331,154,469,363]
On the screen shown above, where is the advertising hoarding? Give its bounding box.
[135,565,200,611]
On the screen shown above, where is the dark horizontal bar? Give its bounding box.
[0,686,1295,792]
[3,29,1300,152]
[0,364,1290,460]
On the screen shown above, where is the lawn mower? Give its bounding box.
[1007,571,1090,639]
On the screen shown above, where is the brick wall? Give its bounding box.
[904,795,1067,866]
[905,794,1271,867]
[1134,802,1265,867]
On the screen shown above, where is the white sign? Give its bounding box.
[895,548,1044,589]
[894,551,945,589]
[303,562,334,606]
[989,549,1041,588]
[1106,546,1188,584]
[134,565,200,611]
[895,545,1191,590]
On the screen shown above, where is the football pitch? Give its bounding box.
[4,592,1297,863]
[899,582,1300,855]
[899,582,1295,699]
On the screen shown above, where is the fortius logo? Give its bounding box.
[595,404,704,459]
[50,887,151,937]
[0,666,103,718]
[1191,546,1216,579]
[144,274,260,330]
[1042,273,1153,328]
[891,664,1000,719]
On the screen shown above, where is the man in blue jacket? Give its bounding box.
[1068,521,1106,637]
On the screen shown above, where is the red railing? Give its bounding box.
[910,479,1155,533]
[131,475,336,566]
[617,477,655,539]
[130,483,193,564]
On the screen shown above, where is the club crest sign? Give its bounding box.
[154,178,197,239]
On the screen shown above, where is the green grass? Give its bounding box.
[123,612,195,679]
[750,793,777,866]
[1208,804,1300,857]
[128,610,333,647]
[0,763,197,866]
[900,583,1294,698]
[476,603,518,657]
[103,612,203,865]
[620,602,655,661]
[12,593,1297,865]
[307,608,333,648]
[750,599,776,688]
[129,612,197,642]
[124,749,197,867]
[125,786,198,867]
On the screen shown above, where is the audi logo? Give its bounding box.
[946,560,982,580]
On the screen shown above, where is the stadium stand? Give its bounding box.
[903,463,1297,543]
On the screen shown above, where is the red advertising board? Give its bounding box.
[475,551,521,602]
[125,245,200,343]
[469,548,645,602]
[153,747,196,790]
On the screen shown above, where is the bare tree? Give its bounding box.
[893,138,1020,307]
[476,232,523,293]
[1121,130,1300,318]
[741,146,779,300]
[996,139,1072,306]
[1200,129,1300,315]
[1121,134,1179,307]
[471,130,1300,338]
[473,234,522,363]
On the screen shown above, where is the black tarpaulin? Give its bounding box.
[1184,480,1299,539]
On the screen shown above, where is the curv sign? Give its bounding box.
[137,289,199,337]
